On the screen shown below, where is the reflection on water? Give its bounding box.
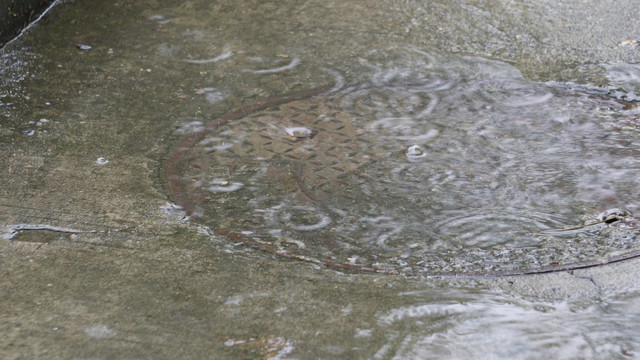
[170,51,640,276]
[372,290,639,359]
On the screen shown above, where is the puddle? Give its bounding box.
[168,52,640,277]
[370,292,638,359]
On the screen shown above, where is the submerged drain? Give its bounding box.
[167,59,640,277]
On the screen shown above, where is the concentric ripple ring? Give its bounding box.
[167,78,640,278]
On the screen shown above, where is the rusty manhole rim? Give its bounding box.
[166,84,640,279]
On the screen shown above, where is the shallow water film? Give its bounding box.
[170,54,640,276]
[2,0,640,358]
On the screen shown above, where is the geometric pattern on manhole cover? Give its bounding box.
[167,80,640,278]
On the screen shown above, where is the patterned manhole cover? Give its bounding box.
[167,68,640,277]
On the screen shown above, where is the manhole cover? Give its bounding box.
[167,64,640,277]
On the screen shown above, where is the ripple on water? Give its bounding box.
[168,52,640,276]
[373,296,637,359]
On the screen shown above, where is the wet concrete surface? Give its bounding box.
[1,0,640,358]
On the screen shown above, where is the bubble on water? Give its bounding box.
[283,126,316,139]
[95,157,109,165]
[207,179,243,192]
[404,145,427,162]
[284,126,313,137]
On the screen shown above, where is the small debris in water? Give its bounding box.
[617,39,639,47]
[76,44,92,51]
[221,334,294,358]
[598,208,632,223]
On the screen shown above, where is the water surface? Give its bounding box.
[170,52,640,276]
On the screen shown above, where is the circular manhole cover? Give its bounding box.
[167,67,640,277]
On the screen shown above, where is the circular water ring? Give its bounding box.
[167,82,640,278]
